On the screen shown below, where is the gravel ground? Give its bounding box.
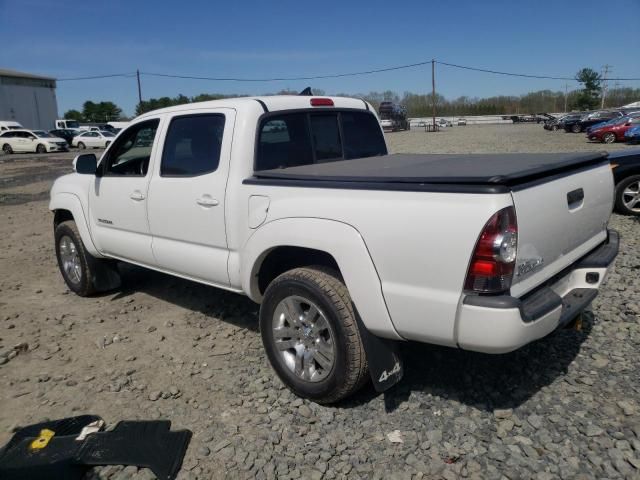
[1,125,639,480]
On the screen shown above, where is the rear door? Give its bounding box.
[146,108,234,286]
[509,162,613,297]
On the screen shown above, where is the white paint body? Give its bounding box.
[49,96,615,353]
[72,131,116,149]
[1,128,67,152]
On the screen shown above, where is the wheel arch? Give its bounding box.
[50,192,102,257]
[242,217,402,340]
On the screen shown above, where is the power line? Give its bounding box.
[141,60,435,82]
[435,61,577,81]
[57,73,135,81]
[54,60,640,83]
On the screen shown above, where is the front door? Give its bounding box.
[147,109,234,286]
[88,118,162,265]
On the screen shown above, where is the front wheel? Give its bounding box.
[105,141,111,149]
[603,132,616,144]
[78,142,86,150]
[260,267,369,404]
[571,124,581,133]
[54,220,117,296]
[36,144,47,153]
[615,175,640,216]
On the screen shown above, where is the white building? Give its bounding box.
[0,68,58,130]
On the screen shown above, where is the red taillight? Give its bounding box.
[464,206,518,293]
[310,98,334,107]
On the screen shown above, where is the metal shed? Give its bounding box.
[0,68,58,130]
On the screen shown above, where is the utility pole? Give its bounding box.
[136,69,143,106]
[564,83,569,113]
[431,59,436,130]
[600,64,611,109]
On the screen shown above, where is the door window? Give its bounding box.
[160,114,225,176]
[102,119,159,176]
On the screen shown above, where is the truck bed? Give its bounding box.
[247,152,609,193]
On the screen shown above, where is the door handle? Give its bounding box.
[196,196,219,207]
[130,191,145,201]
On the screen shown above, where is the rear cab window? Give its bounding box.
[255,110,386,171]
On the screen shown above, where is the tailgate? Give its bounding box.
[510,162,613,297]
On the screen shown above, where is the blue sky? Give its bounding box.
[1,0,639,116]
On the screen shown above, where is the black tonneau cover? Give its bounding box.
[247,152,609,193]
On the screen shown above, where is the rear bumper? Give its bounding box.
[456,229,619,354]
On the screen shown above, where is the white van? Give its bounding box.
[0,121,24,133]
[55,119,81,131]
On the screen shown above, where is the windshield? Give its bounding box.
[64,121,80,129]
[34,131,54,138]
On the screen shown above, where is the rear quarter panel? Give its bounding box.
[239,184,512,346]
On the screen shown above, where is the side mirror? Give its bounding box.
[74,153,98,175]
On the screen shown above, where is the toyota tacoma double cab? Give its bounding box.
[50,95,618,403]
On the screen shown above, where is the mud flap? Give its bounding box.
[89,257,121,292]
[0,415,191,480]
[354,311,404,392]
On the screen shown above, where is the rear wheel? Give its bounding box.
[615,175,640,216]
[260,266,369,404]
[603,132,616,144]
[571,124,581,133]
[551,125,558,131]
[78,142,86,150]
[2,143,12,154]
[36,144,47,153]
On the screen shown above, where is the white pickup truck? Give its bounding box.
[49,95,618,403]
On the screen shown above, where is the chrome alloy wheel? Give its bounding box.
[59,235,82,284]
[623,180,640,212]
[271,295,335,382]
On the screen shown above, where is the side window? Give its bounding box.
[103,119,159,176]
[161,114,225,176]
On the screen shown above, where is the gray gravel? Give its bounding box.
[1,125,639,479]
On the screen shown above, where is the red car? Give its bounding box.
[588,116,640,143]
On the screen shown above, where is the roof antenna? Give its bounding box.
[299,87,313,96]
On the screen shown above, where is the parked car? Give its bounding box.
[552,113,584,131]
[1,129,68,154]
[457,118,467,126]
[0,121,23,133]
[565,110,623,133]
[609,149,640,215]
[588,116,640,143]
[72,130,116,149]
[50,95,618,403]
[50,129,78,146]
[624,125,640,144]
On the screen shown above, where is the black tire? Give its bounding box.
[551,125,558,131]
[54,220,100,296]
[2,143,12,154]
[614,175,640,216]
[36,144,47,154]
[78,142,86,150]
[105,141,111,149]
[603,132,616,144]
[571,124,581,133]
[260,266,369,404]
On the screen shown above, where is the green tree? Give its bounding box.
[574,68,601,111]
[81,101,123,122]
[63,109,83,121]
